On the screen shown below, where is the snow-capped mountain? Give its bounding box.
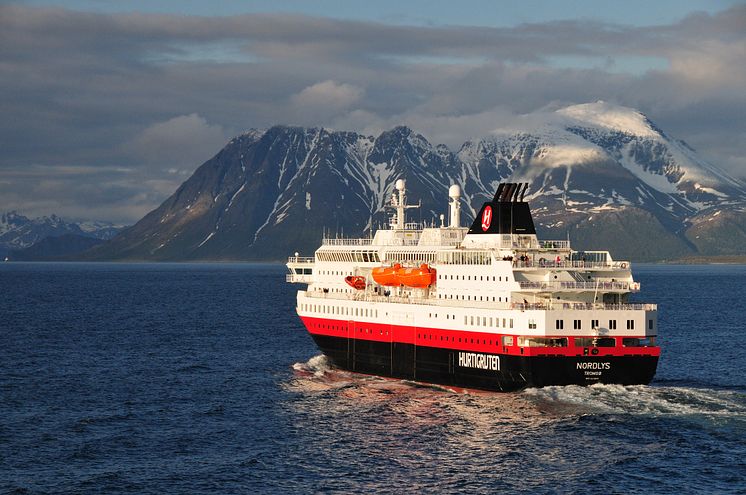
[0,211,124,258]
[85,102,746,261]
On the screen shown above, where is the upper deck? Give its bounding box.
[288,180,647,313]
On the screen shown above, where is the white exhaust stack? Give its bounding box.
[448,184,461,228]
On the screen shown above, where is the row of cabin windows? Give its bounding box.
[315,287,354,295]
[317,270,352,276]
[308,319,655,348]
[554,319,653,330]
[300,303,378,318]
[386,251,436,263]
[428,313,458,320]
[418,333,512,346]
[315,251,380,263]
[438,294,507,302]
[437,251,492,265]
[438,274,508,282]
[464,315,514,329]
[518,337,656,348]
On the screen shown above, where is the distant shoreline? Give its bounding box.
[663,255,746,265]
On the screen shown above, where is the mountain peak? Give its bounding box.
[84,104,746,262]
[556,101,659,138]
[0,211,124,257]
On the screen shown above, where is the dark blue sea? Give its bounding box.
[1,263,744,494]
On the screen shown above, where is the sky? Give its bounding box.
[1,1,745,223]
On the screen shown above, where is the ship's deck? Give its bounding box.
[300,289,656,312]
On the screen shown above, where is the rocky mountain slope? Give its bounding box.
[85,101,746,262]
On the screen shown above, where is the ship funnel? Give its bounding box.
[492,182,529,203]
[448,184,461,228]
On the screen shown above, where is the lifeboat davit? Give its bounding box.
[344,275,366,290]
[371,263,402,286]
[396,264,437,288]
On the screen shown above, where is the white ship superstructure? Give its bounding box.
[287,180,659,390]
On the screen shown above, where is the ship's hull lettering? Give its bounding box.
[458,352,500,371]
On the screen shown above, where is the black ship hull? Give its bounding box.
[311,334,659,392]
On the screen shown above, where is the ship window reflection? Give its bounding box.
[575,337,616,347]
[518,337,567,347]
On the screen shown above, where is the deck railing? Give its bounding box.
[518,281,638,291]
[322,238,374,246]
[514,259,630,270]
[302,290,656,311]
[287,256,315,264]
[539,240,571,249]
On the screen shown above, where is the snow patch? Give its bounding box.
[198,232,215,248]
[619,146,681,195]
[556,101,658,137]
[694,183,728,198]
[226,184,246,211]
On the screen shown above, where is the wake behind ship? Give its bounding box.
[287,180,659,392]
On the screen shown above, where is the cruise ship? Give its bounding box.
[287,180,659,391]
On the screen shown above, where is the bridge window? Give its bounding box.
[518,337,567,347]
[623,337,655,347]
[575,337,616,347]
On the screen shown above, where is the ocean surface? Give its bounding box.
[1,262,744,494]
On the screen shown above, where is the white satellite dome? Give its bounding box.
[395,179,406,191]
[448,184,461,199]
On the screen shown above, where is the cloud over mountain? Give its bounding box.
[0,4,743,222]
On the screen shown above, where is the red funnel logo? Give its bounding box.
[481,205,492,231]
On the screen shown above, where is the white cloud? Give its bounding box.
[291,80,364,113]
[125,114,229,168]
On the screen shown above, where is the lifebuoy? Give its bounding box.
[620,262,627,269]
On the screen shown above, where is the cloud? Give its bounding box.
[125,113,229,168]
[292,80,363,109]
[288,80,364,124]
[0,4,743,222]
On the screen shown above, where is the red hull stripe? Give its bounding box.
[300,315,660,358]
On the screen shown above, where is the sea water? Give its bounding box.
[1,263,744,494]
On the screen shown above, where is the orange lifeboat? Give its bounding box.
[371,263,401,286]
[396,264,437,288]
[344,275,366,290]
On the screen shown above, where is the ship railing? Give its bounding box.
[539,240,571,249]
[518,281,638,291]
[322,238,374,246]
[286,274,314,283]
[511,302,657,311]
[302,290,656,312]
[513,259,631,270]
[287,256,315,264]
